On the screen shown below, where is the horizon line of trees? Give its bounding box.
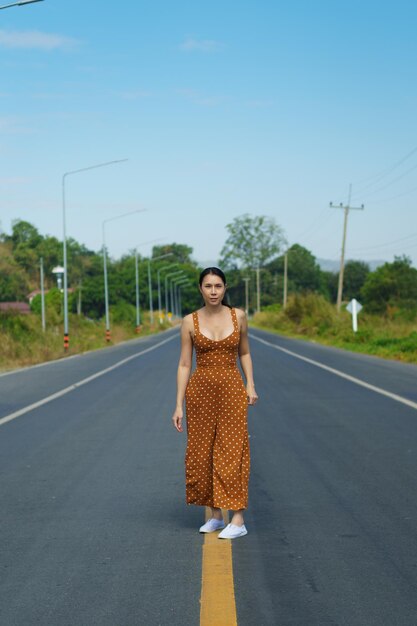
[1,217,416,320]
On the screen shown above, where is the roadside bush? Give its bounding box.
[361,256,417,313]
[284,293,337,329]
[110,301,136,325]
[30,288,64,325]
[251,293,417,363]
[0,310,33,339]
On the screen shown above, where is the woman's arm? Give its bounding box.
[172,315,194,432]
[237,309,258,406]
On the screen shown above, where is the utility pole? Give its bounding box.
[77,280,82,316]
[40,257,46,332]
[243,277,250,317]
[330,184,364,312]
[147,260,153,324]
[253,267,261,313]
[283,251,288,309]
[135,249,141,331]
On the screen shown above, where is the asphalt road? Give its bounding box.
[1,327,417,625]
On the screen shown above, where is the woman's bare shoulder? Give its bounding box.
[182,313,194,328]
[233,306,247,321]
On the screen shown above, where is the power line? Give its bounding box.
[365,183,417,205]
[295,208,340,247]
[357,160,417,200]
[349,231,417,253]
[354,243,417,257]
[352,143,417,197]
[292,206,329,240]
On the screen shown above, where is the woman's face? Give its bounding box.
[199,273,226,305]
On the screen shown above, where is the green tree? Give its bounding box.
[342,260,370,301]
[5,220,43,281]
[31,288,63,323]
[267,244,322,294]
[361,256,417,313]
[220,214,286,269]
[320,270,338,302]
[76,253,106,318]
[0,242,30,300]
[8,219,42,249]
[152,243,194,265]
[37,236,62,286]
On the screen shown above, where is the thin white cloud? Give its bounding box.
[31,92,66,100]
[179,37,224,53]
[176,88,226,107]
[119,90,152,101]
[246,99,274,109]
[0,176,31,186]
[1,60,46,70]
[0,29,79,51]
[0,116,34,135]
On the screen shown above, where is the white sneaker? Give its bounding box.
[218,523,248,539]
[199,518,226,533]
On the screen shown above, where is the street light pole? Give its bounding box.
[176,281,190,318]
[61,159,128,351]
[133,238,165,333]
[102,222,110,341]
[243,277,250,316]
[283,251,288,309]
[173,279,190,317]
[102,208,145,342]
[161,266,179,315]
[178,284,190,318]
[40,257,46,332]
[172,275,188,318]
[147,253,173,325]
[165,270,185,318]
[135,249,141,331]
[157,261,177,323]
[252,267,261,313]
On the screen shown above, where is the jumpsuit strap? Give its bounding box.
[230,307,239,333]
[192,311,200,334]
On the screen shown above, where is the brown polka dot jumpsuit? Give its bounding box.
[185,307,250,510]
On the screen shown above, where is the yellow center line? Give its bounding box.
[200,507,238,626]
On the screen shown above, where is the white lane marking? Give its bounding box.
[250,333,417,411]
[0,334,178,427]
[0,327,178,378]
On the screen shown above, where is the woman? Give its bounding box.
[172,267,258,539]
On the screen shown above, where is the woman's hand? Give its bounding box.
[172,406,184,432]
[246,385,258,406]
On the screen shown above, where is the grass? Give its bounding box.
[251,294,417,364]
[0,310,174,372]
[3,295,416,370]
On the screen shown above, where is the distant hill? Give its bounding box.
[316,258,386,273]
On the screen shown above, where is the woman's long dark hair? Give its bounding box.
[199,267,231,307]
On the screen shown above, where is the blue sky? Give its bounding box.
[1,0,417,267]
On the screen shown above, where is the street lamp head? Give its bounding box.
[151,252,174,262]
[103,208,146,227]
[52,265,65,291]
[0,0,44,8]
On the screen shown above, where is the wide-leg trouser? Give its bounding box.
[184,366,250,510]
